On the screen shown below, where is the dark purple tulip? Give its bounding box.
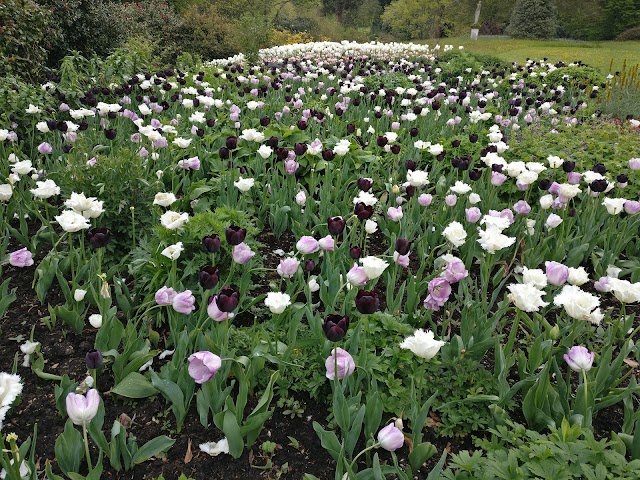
[219,147,230,159]
[216,286,239,312]
[617,174,628,184]
[562,161,575,173]
[354,203,374,220]
[297,120,307,130]
[207,118,216,128]
[277,148,289,160]
[87,228,111,248]
[390,145,401,155]
[405,159,417,171]
[85,350,103,369]
[349,246,362,260]
[410,127,419,137]
[355,290,379,314]
[376,136,388,147]
[260,116,270,127]
[267,136,279,148]
[199,266,221,289]
[590,179,608,192]
[451,139,461,148]
[225,226,246,245]
[538,179,551,190]
[469,133,478,143]
[327,216,346,236]
[322,149,335,161]
[469,168,482,181]
[395,238,411,255]
[357,178,373,191]
[346,123,356,134]
[294,143,307,156]
[305,260,315,272]
[323,314,350,342]
[62,144,73,154]
[202,234,221,253]
[593,163,606,174]
[226,136,238,150]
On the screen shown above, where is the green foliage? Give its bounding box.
[601,63,640,118]
[544,66,606,87]
[601,0,640,40]
[440,418,640,479]
[381,0,455,40]
[435,51,511,77]
[0,0,57,82]
[181,3,240,61]
[506,0,558,39]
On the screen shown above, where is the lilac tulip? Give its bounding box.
[465,207,481,223]
[178,156,200,170]
[513,200,531,215]
[277,257,300,278]
[232,243,255,264]
[318,235,335,251]
[444,258,468,283]
[66,389,100,425]
[624,200,640,215]
[377,423,404,451]
[347,264,369,286]
[387,206,403,221]
[188,351,222,384]
[491,172,507,186]
[427,279,450,309]
[325,348,355,381]
[155,286,177,305]
[37,142,52,155]
[284,159,299,174]
[445,194,457,207]
[173,290,196,314]
[296,236,320,254]
[545,261,569,286]
[394,251,410,268]
[567,171,582,184]
[564,346,594,372]
[594,276,612,292]
[9,248,34,267]
[629,158,640,170]
[418,194,433,206]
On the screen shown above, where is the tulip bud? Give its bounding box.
[87,227,111,249]
[85,350,103,369]
[202,234,221,253]
[349,246,362,260]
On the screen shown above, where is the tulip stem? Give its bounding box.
[349,442,380,471]
[82,421,93,471]
[582,368,589,428]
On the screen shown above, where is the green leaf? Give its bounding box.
[409,442,437,472]
[312,422,342,461]
[132,436,175,464]
[222,409,244,459]
[0,278,17,319]
[111,372,157,398]
[149,371,186,430]
[54,420,83,475]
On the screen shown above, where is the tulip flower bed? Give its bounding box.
[1,40,640,479]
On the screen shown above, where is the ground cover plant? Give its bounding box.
[0,40,640,479]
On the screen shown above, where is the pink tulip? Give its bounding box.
[173,290,196,314]
[9,248,34,268]
[155,286,177,305]
[188,351,222,383]
[325,348,355,381]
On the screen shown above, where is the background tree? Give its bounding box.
[506,0,558,39]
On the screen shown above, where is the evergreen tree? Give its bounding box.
[506,0,557,38]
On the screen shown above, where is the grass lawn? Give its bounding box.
[431,36,640,73]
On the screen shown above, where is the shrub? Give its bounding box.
[0,0,57,82]
[544,66,605,88]
[269,29,315,47]
[181,3,240,60]
[506,0,558,39]
[616,25,640,41]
